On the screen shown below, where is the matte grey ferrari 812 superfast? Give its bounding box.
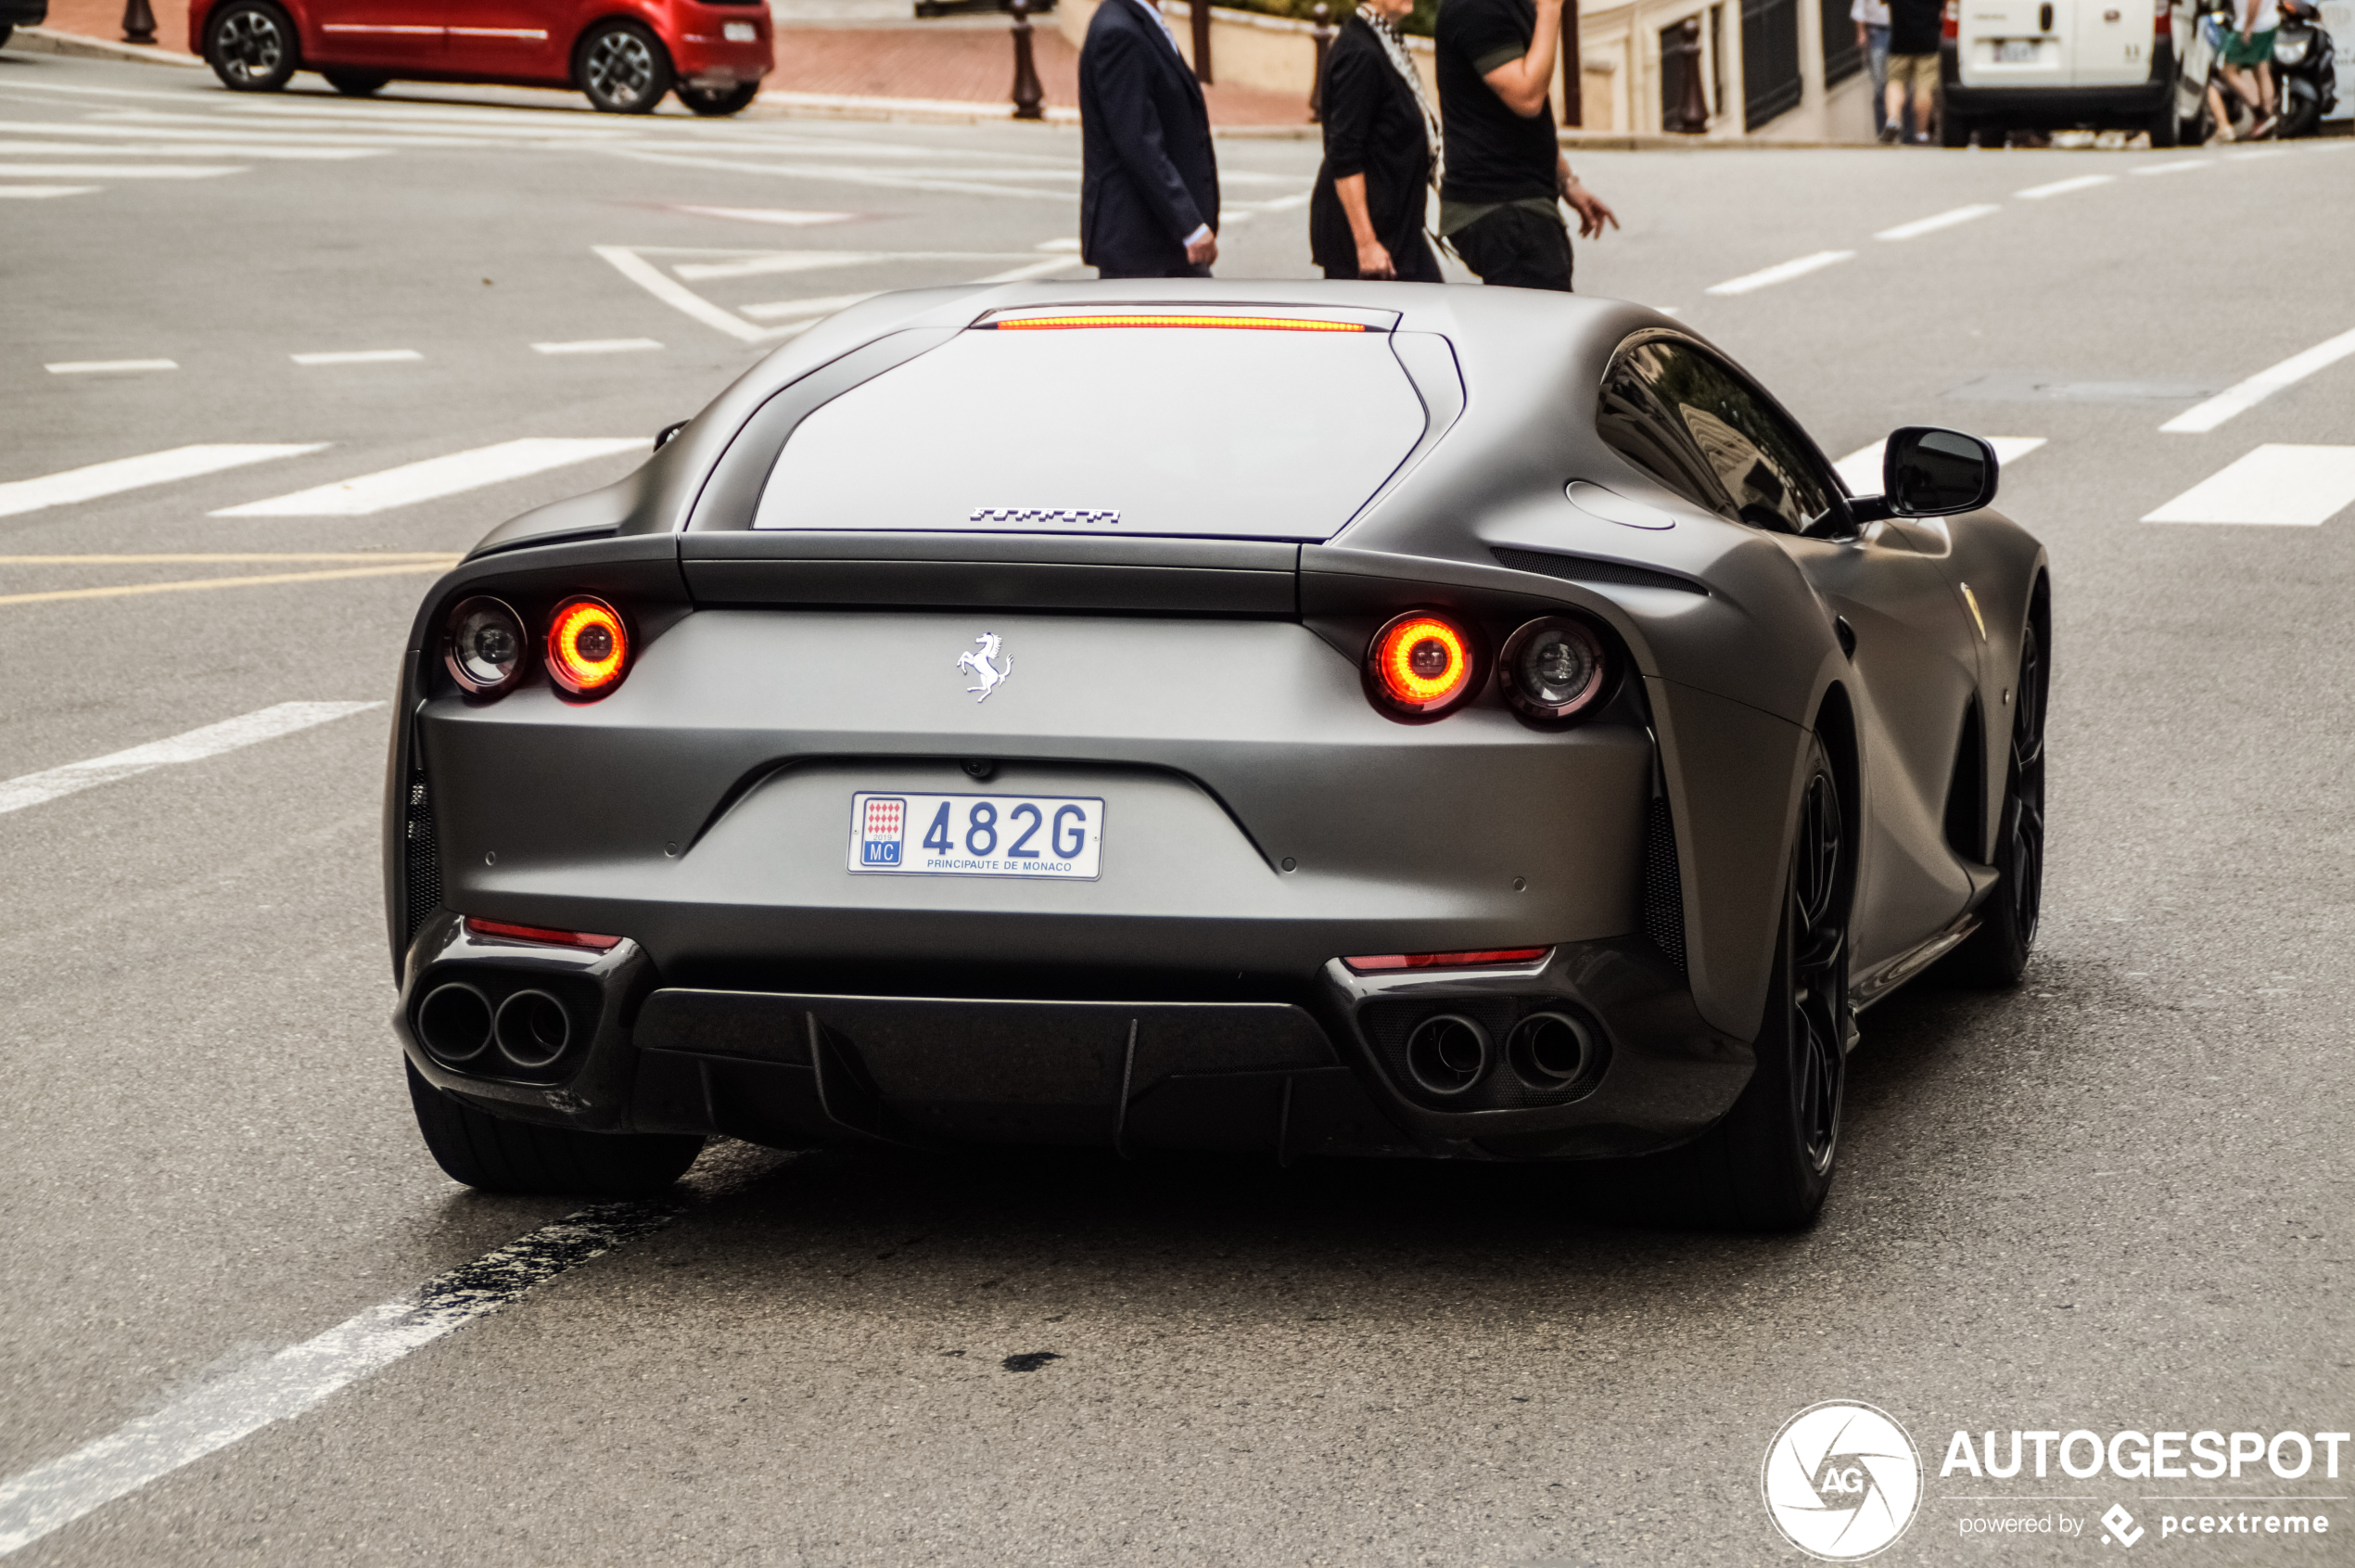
[385,282,2048,1229]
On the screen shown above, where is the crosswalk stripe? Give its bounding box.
[0,564,452,608]
[672,249,1036,282]
[0,702,384,816]
[676,205,857,226]
[0,185,100,198]
[740,292,878,322]
[2159,325,2355,433]
[1705,250,1854,296]
[2142,445,2355,526]
[1833,437,2045,496]
[45,360,177,375]
[0,163,243,178]
[212,438,645,516]
[0,139,383,160]
[531,338,664,355]
[290,349,421,365]
[0,445,324,520]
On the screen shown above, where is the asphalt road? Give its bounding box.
[4,47,2354,1566]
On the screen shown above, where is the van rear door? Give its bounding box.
[2070,0,2159,83]
[1955,0,2069,87]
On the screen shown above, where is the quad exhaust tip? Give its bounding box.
[416,982,493,1065]
[493,989,572,1069]
[1507,1011,1598,1090]
[1405,1013,1492,1096]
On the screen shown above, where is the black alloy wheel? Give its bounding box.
[205,0,299,92]
[677,81,761,116]
[323,69,390,96]
[1945,620,2047,985]
[403,1059,704,1197]
[577,21,672,114]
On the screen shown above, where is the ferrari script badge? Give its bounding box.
[956,632,1012,702]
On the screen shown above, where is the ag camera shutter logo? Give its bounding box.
[1762,1401,1924,1561]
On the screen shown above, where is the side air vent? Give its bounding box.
[1492,547,1706,595]
[1639,795,1687,974]
[403,767,442,942]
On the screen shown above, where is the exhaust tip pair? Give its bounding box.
[416,983,573,1073]
[1404,1010,1601,1099]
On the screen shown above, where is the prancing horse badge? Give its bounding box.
[956,632,1012,702]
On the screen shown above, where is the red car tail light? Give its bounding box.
[2154,0,2169,34]
[546,596,629,697]
[443,595,528,695]
[1367,611,1479,720]
[1344,948,1551,973]
[465,916,622,950]
[1498,616,1609,723]
[1942,0,1958,36]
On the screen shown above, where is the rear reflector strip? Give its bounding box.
[464,917,622,951]
[1343,948,1551,973]
[986,313,1367,333]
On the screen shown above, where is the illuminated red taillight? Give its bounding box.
[2153,0,2169,35]
[1942,0,1957,36]
[546,595,629,697]
[1366,611,1479,720]
[1344,948,1551,973]
[465,916,621,950]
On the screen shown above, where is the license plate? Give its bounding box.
[721,19,756,39]
[1995,38,2041,61]
[848,792,1104,879]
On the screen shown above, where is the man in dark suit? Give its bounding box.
[1078,0,1220,278]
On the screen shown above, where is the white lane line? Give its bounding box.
[0,701,383,816]
[2222,147,2291,161]
[2016,173,2114,199]
[213,437,645,516]
[675,205,856,225]
[45,359,177,375]
[671,249,1037,282]
[974,255,1088,285]
[1833,436,2046,495]
[1875,204,2001,240]
[531,338,664,355]
[0,163,242,178]
[0,445,323,520]
[1704,250,1854,296]
[607,149,1077,203]
[593,244,768,343]
[0,139,383,160]
[1035,237,1082,252]
[0,185,100,198]
[2142,445,2355,526]
[0,1203,676,1555]
[739,291,879,322]
[290,349,422,366]
[2159,325,2355,433]
[2132,159,2215,175]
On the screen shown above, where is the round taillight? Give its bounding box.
[546,596,629,697]
[1367,611,1478,720]
[444,596,527,695]
[1498,616,1608,722]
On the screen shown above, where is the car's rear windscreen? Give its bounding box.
[752,323,1430,541]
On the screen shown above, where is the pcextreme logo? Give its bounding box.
[1762,1401,1925,1561]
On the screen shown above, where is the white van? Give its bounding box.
[1939,0,2182,144]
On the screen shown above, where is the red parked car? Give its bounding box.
[191,0,774,114]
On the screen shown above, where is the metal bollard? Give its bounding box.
[1307,2,1332,123]
[1664,16,1709,134]
[121,0,158,45]
[1010,0,1044,121]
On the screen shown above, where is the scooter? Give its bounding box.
[2176,0,2338,140]
[2272,0,2338,136]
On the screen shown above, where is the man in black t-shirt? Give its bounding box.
[1436,0,1617,290]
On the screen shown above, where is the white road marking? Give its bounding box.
[1704,250,1854,296]
[0,445,323,520]
[974,255,1088,285]
[0,1203,676,1553]
[1833,436,2046,495]
[0,564,450,608]
[1035,237,1082,251]
[0,701,383,816]
[675,205,856,225]
[45,359,177,375]
[2142,445,2355,525]
[739,291,879,322]
[2016,173,2114,198]
[609,148,1077,203]
[531,338,664,355]
[290,349,422,366]
[213,437,645,516]
[2222,147,2291,160]
[672,249,1034,282]
[0,163,243,178]
[2132,159,2214,175]
[1875,204,2001,240]
[0,185,98,198]
[593,244,781,343]
[0,138,382,160]
[2159,325,2355,433]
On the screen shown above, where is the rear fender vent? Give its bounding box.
[1640,795,1687,975]
[1492,547,1706,595]
[403,767,442,943]
[1942,700,1986,861]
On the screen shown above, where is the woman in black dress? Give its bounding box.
[1308,0,1443,282]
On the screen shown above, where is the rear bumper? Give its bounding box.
[1941,41,2175,120]
[666,27,771,84]
[397,911,1750,1161]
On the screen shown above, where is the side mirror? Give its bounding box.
[1860,427,1999,518]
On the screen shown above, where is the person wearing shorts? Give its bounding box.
[2217,0,2280,137]
[1884,0,1941,141]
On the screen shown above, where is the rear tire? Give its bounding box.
[576,20,672,113]
[324,68,389,96]
[677,80,760,116]
[404,1058,704,1197]
[205,0,299,92]
[1940,109,1973,147]
[1941,620,2047,986]
[0,23,16,49]
[2147,99,2180,147]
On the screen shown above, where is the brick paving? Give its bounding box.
[45,0,194,52]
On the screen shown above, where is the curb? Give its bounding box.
[5,25,204,67]
[746,89,1080,126]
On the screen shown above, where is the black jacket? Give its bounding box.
[1309,17,1438,279]
[1079,0,1220,278]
